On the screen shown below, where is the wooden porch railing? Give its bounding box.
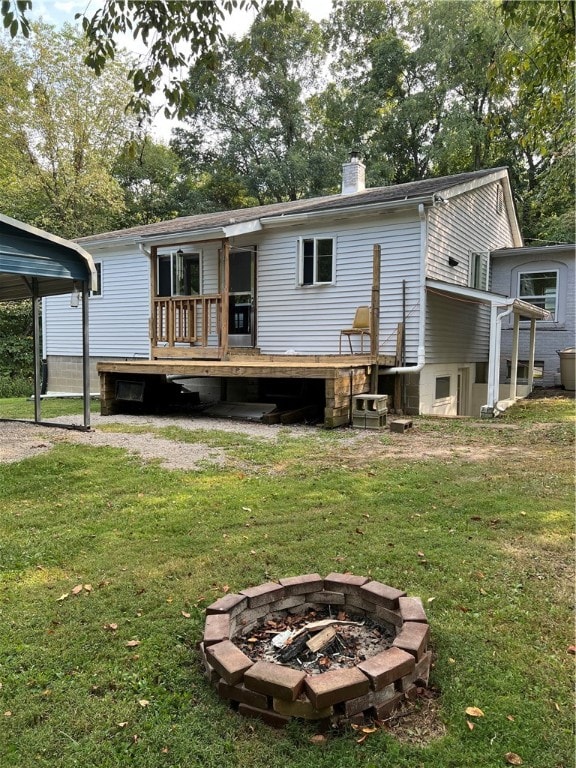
[152,295,222,347]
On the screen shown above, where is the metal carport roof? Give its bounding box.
[0,214,96,429]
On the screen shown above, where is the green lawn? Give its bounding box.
[0,396,574,768]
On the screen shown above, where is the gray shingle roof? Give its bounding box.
[78,167,506,244]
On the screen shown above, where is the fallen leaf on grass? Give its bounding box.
[567,645,576,655]
[417,551,426,558]
[71,584,83,595]
[138,699,150,708]
[125,640,140,648]
[4,711,12,717]
[505,753,523,765]
[465,706,485,717]
[181,611,191,619]
[104,623,118,631]
[117,722,128,728]
[309,734,327,745]
[506,715,515,722]
[466,721,475,730]
[84,584,92,592]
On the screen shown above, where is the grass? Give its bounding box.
[0,395,574,768]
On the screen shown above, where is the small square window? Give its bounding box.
[435,376,451,399]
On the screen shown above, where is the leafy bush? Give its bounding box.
[0,300,34,379]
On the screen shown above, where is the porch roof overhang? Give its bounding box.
[0,214,97,301]
[426,279,550,319]
[138,218,264,249]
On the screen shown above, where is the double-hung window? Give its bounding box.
[157,250,201,296]
[518,270,557,320]
[298,237,335,286]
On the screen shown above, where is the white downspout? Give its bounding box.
[383,203,427,376]
[482,302,514,416]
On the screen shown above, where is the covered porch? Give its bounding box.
[426,280,550,415]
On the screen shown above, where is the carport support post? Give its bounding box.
[82,280,91,429]
[32,278,41,424]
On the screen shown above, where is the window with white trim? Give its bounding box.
[298,237,335,285]
[469,251,489,290]
[518,269,557,320]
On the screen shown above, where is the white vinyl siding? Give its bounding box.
[426,182,515,285]
[256,214,422,358]
[425,289,491,364]
[491,248,575,387]
[43,245,151,358]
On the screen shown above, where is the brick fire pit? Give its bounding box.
[199,573,432,728]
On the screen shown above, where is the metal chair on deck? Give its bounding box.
[339,306,371,354]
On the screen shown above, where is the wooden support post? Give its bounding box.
[394,322,405,413]
[221,239,230,356]
[32,278,41,424]
[370,244,381,392]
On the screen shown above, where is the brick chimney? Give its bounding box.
[341,151,366,195]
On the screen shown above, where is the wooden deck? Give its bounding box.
[97,353,396,428]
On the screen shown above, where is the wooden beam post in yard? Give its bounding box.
[370,244,381,392]
[220,238,230,356]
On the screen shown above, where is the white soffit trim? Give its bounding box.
[426,279,549,319]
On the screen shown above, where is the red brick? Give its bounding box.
[398,596,428,623]
[374,604,403,627]
[217,680,269,710]
[372,691,405,720]
[357,647,415,690]
[323,573,369,594]
[273,696,333,720]
[360,581,406,609]
[269,596,306,612]
[305,667,370,709]
[234,604,275,633]
[305,590,345,605]
[243,660,306,702]
[203,613,231,646]
[279,574,324,595]
[205,593,247,617]
[238,703,289,728]
[343,683,397,716]
[205,639,253,685]
[392,621,430,661]
[397,650,433,690]
[344,592,377,613]
[240,582,285,608]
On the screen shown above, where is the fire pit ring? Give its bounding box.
[199,573,432,728]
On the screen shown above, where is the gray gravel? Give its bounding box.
[0,413,324,469]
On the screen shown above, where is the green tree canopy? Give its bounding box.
[1,22,138,237]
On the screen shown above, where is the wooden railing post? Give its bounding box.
[221,239,230,354]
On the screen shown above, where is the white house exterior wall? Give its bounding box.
[490,248,575,387]
[426,182,515,284]
[423,182,516,370]
[43,244,150,359]
[255,213,422,357]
